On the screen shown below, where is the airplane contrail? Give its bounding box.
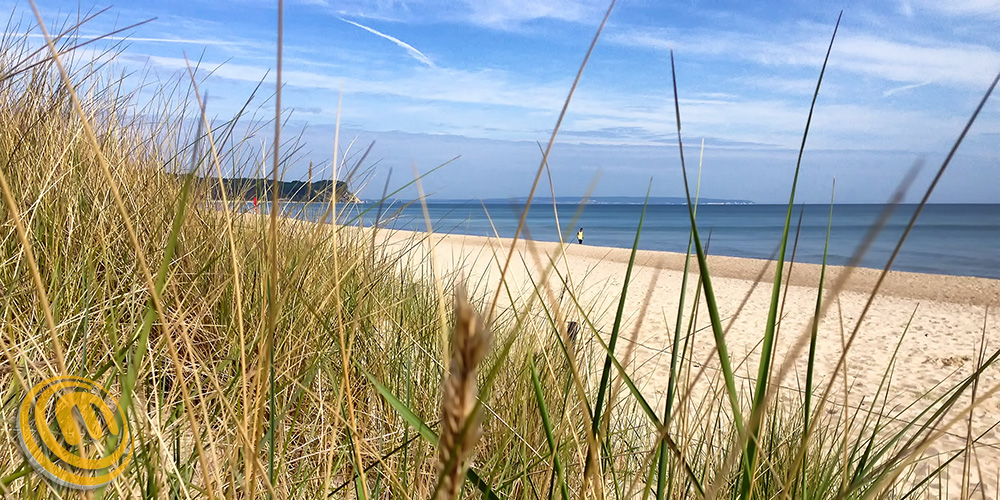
[340,18,437,68]
[883,81,932,97]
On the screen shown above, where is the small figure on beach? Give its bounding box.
[253,195,259,213]
[577,228,584,244]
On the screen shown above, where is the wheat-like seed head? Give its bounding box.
[434,285,491,500]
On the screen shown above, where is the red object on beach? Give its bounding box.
[253,195,258,207]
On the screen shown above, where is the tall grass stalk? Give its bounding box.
[487,0,616,322]
[799,179,835,498]
[669,47,746,453]
[744,14,841,497]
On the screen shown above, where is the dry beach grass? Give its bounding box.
[0,2,999,499]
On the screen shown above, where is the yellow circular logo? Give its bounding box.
[16,376,132,489]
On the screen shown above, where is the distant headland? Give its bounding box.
[212,178,359,203]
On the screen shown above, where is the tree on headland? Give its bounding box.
[211,178,358,202]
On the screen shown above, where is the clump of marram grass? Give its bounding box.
[0,12,446,498]
[434,286,492,500]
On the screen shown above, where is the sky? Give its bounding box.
[5,0,1000,203]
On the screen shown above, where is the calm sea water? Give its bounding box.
[271,202,1000,279]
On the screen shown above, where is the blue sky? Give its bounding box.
[8,0,1000,203]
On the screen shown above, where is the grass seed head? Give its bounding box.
[435,285,491,500]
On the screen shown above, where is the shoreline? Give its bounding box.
[383,228,1000,307]
[343,200,999,282]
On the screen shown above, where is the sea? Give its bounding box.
[270,201,1000,280]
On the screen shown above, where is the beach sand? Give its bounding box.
[383,227,1000,496]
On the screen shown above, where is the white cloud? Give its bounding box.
[743,77,822,95]
[611,27,1000,89]
[320,0,607,29]
[94,4,997,158]
[834,35,1000,88]
[459,0,606,28]
[135,47,993,154]
[898,0,915,18]
[912,0,1000,18]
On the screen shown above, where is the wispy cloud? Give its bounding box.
[339,18,437,68]
[326,0,606,29]
[611,27,1000,89]
[911,0,1000,18]
[835,35,1000,88]
[136,50,986,154]
[743,77,824,96]
[460,0,606,28]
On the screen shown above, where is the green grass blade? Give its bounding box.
[744,13,841,498]
[529,359,569,500]
[799,65,1000,500]
[488,0,616,321]
[591,182,651,442]
[658,139,704,500]
[267,4,285,497]
[120,146,198,417]
[669,47,745,451]
[583,319,661,426]
[360,367,501,500]
[800,179,835,498]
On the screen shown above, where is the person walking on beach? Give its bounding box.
[253,195,259,213]
[577,228,584,244]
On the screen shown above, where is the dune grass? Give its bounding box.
[1,3,999,499]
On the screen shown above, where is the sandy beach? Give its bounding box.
[383,227,1000,495]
